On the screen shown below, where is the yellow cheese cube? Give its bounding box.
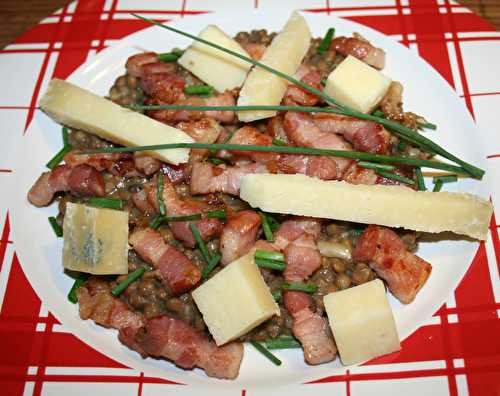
[178,25,252,92]
[192,253,280,345]
[324,55,391,114]
[63,203,129,275]
[323,279,400,365]
[39,79,194,165]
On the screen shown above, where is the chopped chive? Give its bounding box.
[255,250,284,262]
[201,253,221,280]
[131,14,484,178]
[317,27,335,54]
[62,126,69,146]
[67,272,89,303]
[158,52,181,62]
[165,214,201,222]
[397,140,407,152]
[184,85,214,96]
[418,121,437,130]
[157,174,166,216]
[282,282,318,294]
[88,197,123,210]
[111,267,146,296]
[371,109,385,118]
[150,214,164,229]
[207,210,226,219]
[260,213,274,242]
[433,179,443,192]
[266,214,280,233]
[265,336,301,350]
[272,138,287,146]
[46,144,73,169]
[320,77,327,86]
[250,340,282,366]
[48,216,63,237]
[272,290,282,302]
[415,167,426,191]
[255,258,286,271]
[358,161,395,172]
[433,174,458,184]
[85,142,474,176]
[207,157,229,165]
[376,170,415,185]
[189,223,211,263]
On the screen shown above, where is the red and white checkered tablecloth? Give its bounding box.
[0,1,499,395]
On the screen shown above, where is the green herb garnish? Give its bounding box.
[48,216,63,237]
[88,197,123,210]
[111,267,146,296]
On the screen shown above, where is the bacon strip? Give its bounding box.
[353,225,432,304]
[177,118,224,161]
[28,164,105,207]
[144,175,222,247]
[330,36,386,69]
[220,210,262,265]
[283,65,322,107]
[119,315,244,380]
[64,151,142,177]
[129,228,201,295]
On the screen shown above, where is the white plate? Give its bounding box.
[10,8,489,390]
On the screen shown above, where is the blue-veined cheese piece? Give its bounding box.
[62,202,129,274]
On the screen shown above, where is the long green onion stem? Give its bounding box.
[48,217,63,237]
[250,341,282,366]
[131,14,483,178]
[376,170,415,185]
[282,282,318,294]
[415,167,426,191]
[111,268,146,296]
[62,126,69,146]
[317,27,335,54]
[189,223,211,263]
[84,142,472,176]
[88,197,123,210]
[67,273,89,303]
[46,144,73,169]
[433,174,458,183]
[201,253,221,280]
[265,336,302,350]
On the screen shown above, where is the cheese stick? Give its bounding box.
[240,174,492,240]
[39,79,194,165]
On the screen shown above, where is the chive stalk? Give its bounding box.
[67,273,89,303]
[157,174,166,216]
[131,14,483,178]
[255,258,286,271]
[158,52,181,62]
[282,282,318,294]
[415,167,426,191]
[358,161,395,172]
[201,253,221,280]
[272,138,287,146]
[433,179,443,192]
[250,341,282,366]
[46,145,73,169]
[48,216,63,237]
[189,223,211,263]
[255,250,284,262]
[207,210,226,219]
[260,212,275,242]
[265,336,302,350]
[88,197,123,210]
[111,267,146,296]
[207,157,228,165]
[433,175,458,184]
[184,85,214,96]
[272,290,282,302]
[418,121,437,130]
[150,214,164,229]
[376,170,415,185]
[62,126,69,146]
[317,27,335,54]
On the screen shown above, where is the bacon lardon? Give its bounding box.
[353,225,432,304]
[220,210,262,265]
[330,36,386,70]
[129,228,201,295]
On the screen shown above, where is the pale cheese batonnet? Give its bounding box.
[240,173,493,240]
[237,11,311,122]
[324,55,392,114]
[63,203,129,275]
[192,253,280,346]
[178,25,253,92]
[323,279,401,365]
[39,79,194,165]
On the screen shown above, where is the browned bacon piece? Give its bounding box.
[125,52,159,78]
[220,210,262,265]
[144,175,222,247]
[176,118,224,161]
[283,65,323,107]
[64,151,142,177]
[226,125,278,163]
[353,225,432,304]
[313,113,392,154]
[119,315,244,380]
[133,153,162,176]
[129,228,201,294]
[28,164,105,207]
[330,36,386,69]
[140,72,186,104]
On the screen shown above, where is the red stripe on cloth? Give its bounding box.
[0,212,11,273]
[437,305,458,396]
[455,244,500,395]
[489,211,500,274]
[96,0,119,53]
[463,91,500,98]
[137,372,144,396]
[1,373,180,385]
[487,154,500,159]
[32,314,56,396]
[0,169,12,173]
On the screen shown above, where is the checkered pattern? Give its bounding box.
[0,0,498,395]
